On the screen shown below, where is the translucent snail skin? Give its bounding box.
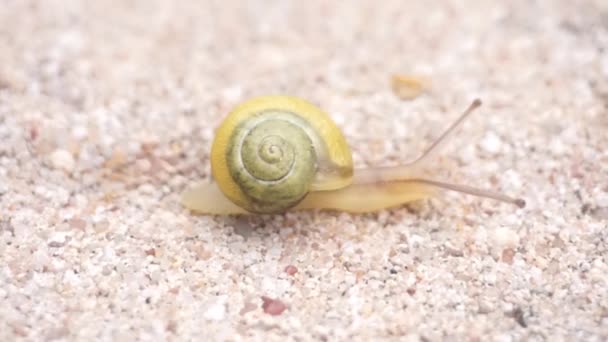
[181,95,525,215]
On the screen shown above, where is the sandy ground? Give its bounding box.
[1,0,607,341]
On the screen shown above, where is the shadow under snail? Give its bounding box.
[181,95,525,215]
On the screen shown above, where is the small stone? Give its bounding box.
[45,327,69,340]
[93,220,110,233]
[104,148,128,169]
[48,233,70,248]
[596,192,608,207]
[478,299,495,314]
[391,74,428,100]
[32,249,50,271]
[507,307,528,328]
[284,265,298,276]
[69,218,87,230]
[166,321,177,334]
[261,296,287,316]
[551,234,566,249]
[101,265,112,276]
[50,149,75,173]
[221,85,243,103]
[204,299,226,321]
[480,131,502,155]
[548,139,567,156]
[589,206,608,220]
[239,301,257,315]
[138,184,156,195]
[278,226,294,239]
[444,241,464,257]
[71,125,88,140]
[342,223,357,236]
[492,227,519,249]
[501,248,515,264]
[482,271,497,285]
[136,158,151,172]
[232,216,253,238]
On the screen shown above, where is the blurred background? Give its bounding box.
[1,1,607,340]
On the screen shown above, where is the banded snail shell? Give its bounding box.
[210,95,354,213]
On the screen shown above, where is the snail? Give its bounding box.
[181,95,525,215]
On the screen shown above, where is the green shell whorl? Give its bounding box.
[226,110,317,213]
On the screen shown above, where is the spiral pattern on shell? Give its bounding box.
[226,110,318,213]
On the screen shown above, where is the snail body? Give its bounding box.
[182,95,524,215]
